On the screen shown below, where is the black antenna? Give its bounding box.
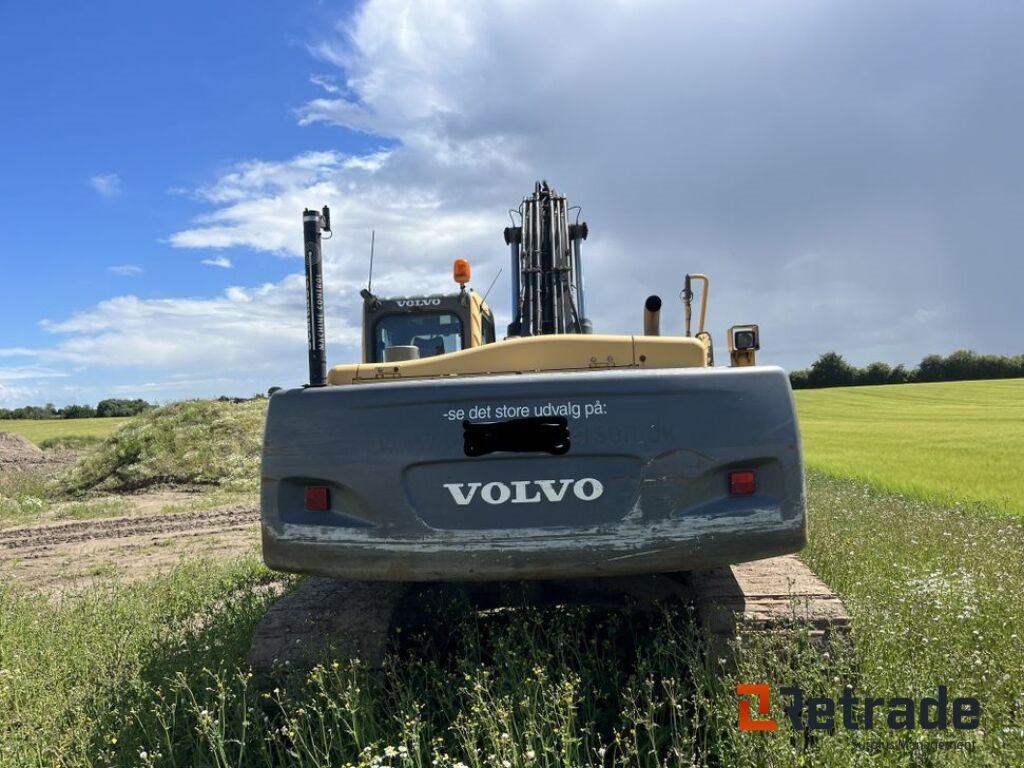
[482,267,503,304]
[367,230,376,293]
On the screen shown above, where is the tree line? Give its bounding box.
[0,393,278,421]
[0,398,153,420]
[2,354,1018,416]
[790,349,1024,389]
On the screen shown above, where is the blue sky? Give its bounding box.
[0,1,373,403]
[1,0,360,331]
[1,1,1021,406]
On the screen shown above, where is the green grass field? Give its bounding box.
[796,379,1024,514]
[2,474,1021,767]
[0,417,129,446]
[2,387,1023,765]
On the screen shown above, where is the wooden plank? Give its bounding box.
[684,555,851,645]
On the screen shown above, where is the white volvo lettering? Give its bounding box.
[535,479,574,502]
[442,478,605,506]
[443,482,481,505]
[395,298,442,308]
[573,477,604,501]
[481,481,512,504]
[509,480,541,504]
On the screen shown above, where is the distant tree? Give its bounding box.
[792,349,1021,389]
[8,405,58,420]
[916,354,946,383]
[61,404,96,419]
[788,370,809,390]
[973,353,1008,380]
[943,349,979,381]
[807,352,857,388]
[888,364,910,385]
[859,362,892,386]
[96,398,152,417]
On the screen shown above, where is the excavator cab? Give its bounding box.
[360,263,495,364]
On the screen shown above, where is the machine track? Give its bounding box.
[248,578,408,674]
[246,555,850,675]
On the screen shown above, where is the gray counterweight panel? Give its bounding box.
[260,365,806,580]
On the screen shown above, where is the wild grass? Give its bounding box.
[38,434,106,450]
[0,463,242,528]
[0,470,52,528]
[0,418,128,446]
[795,378,1024,514]
[57,400,266,495]
[2,474,1021,767]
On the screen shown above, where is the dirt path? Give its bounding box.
[0,505,260,594]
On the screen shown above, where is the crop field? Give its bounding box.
[0,385,1022,766]
[0,417,129,447]
[795,379,1024,514]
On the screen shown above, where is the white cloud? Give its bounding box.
[0,364,69,383]
[201,256,233,269]
[89,172,122,197]
[0,365,69,406]
[14,0,1022,405]
[167,0,1022,369]
[108,264,143,277]
[39,280,360,371]
[0,384,39,407]
[0,348,39,359]
[309,73,342,94]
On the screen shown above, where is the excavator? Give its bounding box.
[249,182,847,670]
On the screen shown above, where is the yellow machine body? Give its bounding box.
[330,333,710,386]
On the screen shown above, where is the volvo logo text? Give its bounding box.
[395,298,442,307]
[442,478,604,506]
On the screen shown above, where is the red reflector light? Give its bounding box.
[305,486,330,511]
[729,470,757,495]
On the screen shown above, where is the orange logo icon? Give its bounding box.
[737,683,779,731]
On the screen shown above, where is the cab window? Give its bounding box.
[373,312,463,362]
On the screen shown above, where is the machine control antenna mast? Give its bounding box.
[303,206,331,387]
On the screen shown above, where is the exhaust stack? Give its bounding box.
[303,207,331,387]
[644,295,662,336]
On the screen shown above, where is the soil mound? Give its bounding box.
[0,431,43,465]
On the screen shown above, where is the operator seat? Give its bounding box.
[413,336,446,358]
